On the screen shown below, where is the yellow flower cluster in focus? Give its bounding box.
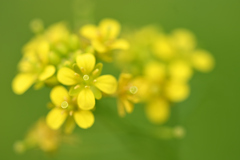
[12,19,214,153]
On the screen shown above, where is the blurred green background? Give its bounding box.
[1,0,240,159]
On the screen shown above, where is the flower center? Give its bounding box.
[61,101,69,109]
[129,86,138,94]
[83,75,89,81]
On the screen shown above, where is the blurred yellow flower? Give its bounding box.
[46,86,94,131]
[80,19,129,62]
[12,22,81,95]
[14,118,61,153]
[191,50,215,72]
[152,29,215,73]
[164,80,190,102]
[57,53,117,110]
[152,36,176,61]
[145,98,170,124]
[144,61,166,83]
[168,60,193,82]
[117,73,144,117]
[12,40,56,95]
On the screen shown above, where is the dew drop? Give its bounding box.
[61,101,68,109]
[129,86,138,94]
[83,75,89,81]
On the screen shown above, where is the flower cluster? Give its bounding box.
[115,26,214,124]
[12,19,214,153]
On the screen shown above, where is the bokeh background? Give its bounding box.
[1,0,240,159]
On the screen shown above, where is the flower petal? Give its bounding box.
[46,108,68,130]
[12,73,36,95]
[73,110,94,129]
[80,24,98,40]
[111,39,129,50]
[50,86,69,106]
[37,40,50,63]
[94,75,117,94]
[145,99,170,124]
[57,67,79,85]
[99,19,120,39]
[122,99,134,113]
[77,88,95,110]
[39,65,56,81]
[117,100,125,117]
[92,40,106,53]
[76,54,96,74]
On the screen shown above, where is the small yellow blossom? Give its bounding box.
[168,60,193,82]
[191,50,215,72]
[12,22,82,95]
[144,61,166,83]
[12,41,56,94]
[80,19,129,62]
[164,80,190,102]
[152,36,176,61]
[152,29,215,74]
[145,98,170,124]
[14,118,61,153]
[170,29,196,52]
[117,73,144,117]
[46,86,94,131]
[57,53,117,110]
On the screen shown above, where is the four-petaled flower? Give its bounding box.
[57,53,117,110]
[80,19,129,62]
[46,86,95,131]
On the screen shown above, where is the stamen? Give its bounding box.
[74,73,80,77]
[74,85,80,90]
[80,67,85,73]
[61,101,68,109]
[93,79,97,83]
[129,86,138,94]
[85,85,90,89]
[69,111,73,116]
[92,69,99,75]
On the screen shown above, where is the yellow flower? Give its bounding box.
[80,19,129,62]
[46,86,94,131]
[152,29,215,74]
[168,60,193,82]
[57,53,117,110]
[170,29,196,52]
[191,50,215,72]
[152,36,176,61]
[115,26,160,75]
[164,80,190,102]
[12,22,83,95]
[144,61,166,83]
[117,73,144,117]
[12,41,56,95]
[44,22,70,44]
[14,118,61,153]
[145,98,170,124]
